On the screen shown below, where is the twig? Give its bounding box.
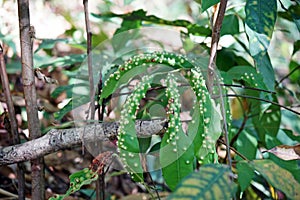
[83,0,95,120]
[0,44,26,199]
[226,94,300,116]
[17,0,44,199]
[230,115,248,147]
[218,139,249,161]
[222,83,276,94]
[207,0,228,92]
[275,65,300,87]
[206,0,233,180]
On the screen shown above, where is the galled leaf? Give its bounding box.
[160,73,194,191]
[118,75,154,182]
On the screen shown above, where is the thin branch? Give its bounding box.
[207,0,228,92]
[222,83,276,94]
[0,119,167,166]
[0,44,26,199]
[218,139,249,161]
[83,0,95,120]
[275,65,300,87]
[206,0,233,177]
[226,94,300,116]
[17,0,44,199]
[230,115,248,147]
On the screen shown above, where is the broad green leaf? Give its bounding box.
[54,96,90,120]
[221,14,239,36]
[160,73,194,191]
[38,54,86,69]
[187,69,208,157]
[168,164,237,200]
[197,100,221,163]
[216,48,252,72]
[49,168,98,200]
[253,52,275,92]
[253,96,281,142]
[293,40,300,55]
[34,38,70,53]
[186,69,218,162]
[249,159,300,199]
[237,162,254,191]
[101,52,194,102]
[118,75,154,182]
[227,65,268,91]
[200,0,220,12]
[236,130,258,160]
[92,9,211,36]
[51,83,88,98]
[289,60,300,84]
[245,0,277,56]
[282,129,300,143]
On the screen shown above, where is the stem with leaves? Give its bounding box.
[17,0,44,199]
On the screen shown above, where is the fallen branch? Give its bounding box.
[0,119,167,166]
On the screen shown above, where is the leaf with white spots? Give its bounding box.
[160,73,194,191]
[118,75,153,182]
[100,51,194,103]
[187,69,212,161]
[227,65,268,92]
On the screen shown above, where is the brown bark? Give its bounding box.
[17,0,44,199]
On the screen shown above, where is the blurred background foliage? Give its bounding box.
[0,0,299,199]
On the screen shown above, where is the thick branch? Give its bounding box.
[0,119,166,166]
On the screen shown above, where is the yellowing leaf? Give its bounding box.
[265,144,300,161]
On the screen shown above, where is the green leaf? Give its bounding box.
[51,83,88,98]
[124,0,134,5]
[237,162,254,191]
[187,69,208,157]
[221,14,239,36]
[227,65,269,91]
[288,60,300,84]
[236,130,258,160]
[168,164,237,200]
[118,75,154,182]
[197,100,221,163]
[245,0,277,55]
[201,0,220,12]
[253,96,281,143]
[92,10,211,36]
[101,52,194,103]
[249,159,300,199]
[54,96,90,120]
[253,52,275,92]
[49,168,98,200]
[160,73,194,191]
[38,54,86,69]
[34,38,70,53]
[293,40,300,55]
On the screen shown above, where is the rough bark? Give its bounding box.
[0,119,167,166]
[17,0,44,198]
